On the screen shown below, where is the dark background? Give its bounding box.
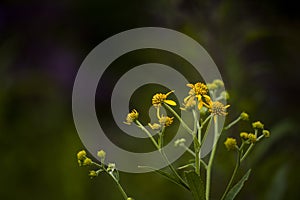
[1,0,299,199]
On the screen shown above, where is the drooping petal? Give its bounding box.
[184,95,191,103]
[203,95,211,102]
[164,100,177,106]
[197,101,203,110]
[186,83,194,88]
[165,90,175,97]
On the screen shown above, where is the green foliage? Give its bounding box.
[184,171,205,200]
[224,169,251,200]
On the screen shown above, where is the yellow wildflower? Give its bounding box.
[83,158,92,166]
[263,130,270,137]
[77,150,86,161]
[159,116,174,127]
[248,133,257,143]
[97,150,106,159]
[89,170,98,178]
[240,112,249,120]
[124,109,139,125]
[184,82,210,110]
[152,91,176,107]
[204,98,230,116]
[181,96,196,111]
[148,123,161,130]
[240,132,249,140]
[252,121,264,129]
[224,138,237,151]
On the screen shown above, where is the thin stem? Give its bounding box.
[193,110,200,175]
[105,170,128,200]
[200,159,208,169]
[136,120,160,149]
[180,144,196,157]
[160,149,190,190]
[240,143,254,162]
[136,120,189,190]
[206,116,218,200]
[201,114,212,130]
[201,117,212,147]
[240,129,258,162]
[223,117,241,130]
[220,150,241,200]
[164,103,193,135]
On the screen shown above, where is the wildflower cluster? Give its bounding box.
[75,79,270,200]
[76,149,133,200]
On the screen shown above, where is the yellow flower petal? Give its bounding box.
[186,84,194,88]
[164,100,177,106]
[198,101,203,110]
[203,95,211,102]
[165,90,174,97]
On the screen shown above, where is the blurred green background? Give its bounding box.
[1,0,299,199]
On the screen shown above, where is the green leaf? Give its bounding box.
[184,171,205,200]
[138,166,188,190]
[225,169,251,200]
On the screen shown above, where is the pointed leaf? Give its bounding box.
[225,169,251,200]
[184,171,205,200]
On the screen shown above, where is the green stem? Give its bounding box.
[206,116,218,200]
[164,103,193,135]
[201,117,212,147]
[136,121,189,190]
[223,117,241,130]
[180,144,196,157]
[240,143,254,162]
[106,170,128,200]
[240,130,258,162]
[160,149,190,190]
[220,150,241,200]
[136,120,160,149]
[201,114,212,130]
[193,110,200,175]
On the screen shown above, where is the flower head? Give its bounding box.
[240,132,249,140]
[159,116,174,127]
[124,109,139,125]
[185,82,210,110]
[83,158,92,166]
[187,82,208,96]
[248,133,257,143]
[252,121,264,129]
[206,101,230,116]
[107,163,116,172]
[148,123,161,130]
[220,91,230,100]
[224,138,237,151]
[77,150,86,161]
[263,130,270,137]
[89,170,98,178]
[240,112,249,120]
[174,138,186,147]
[97,150,106,159]
[181,96,196,111]
[207,83,218,90]
[213,79,224,87]
[152,91,176,107]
